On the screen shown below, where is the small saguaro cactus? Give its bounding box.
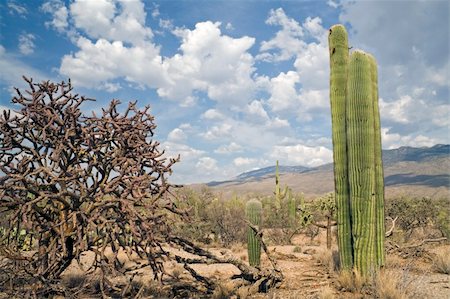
[246,199,262,267]
[274,160,289,209]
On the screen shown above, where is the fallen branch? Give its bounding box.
[402,237,447,249]
[385,216,398,238]
[169,235,283,295]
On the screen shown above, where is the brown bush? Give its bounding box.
[0,77,183,295]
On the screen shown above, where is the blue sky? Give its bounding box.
[0,0,449,184]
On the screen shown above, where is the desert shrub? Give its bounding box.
[386,196,449,241]
[174,188,247,245]
[0,78,183,294]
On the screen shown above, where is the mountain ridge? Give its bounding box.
[204,144,449,198]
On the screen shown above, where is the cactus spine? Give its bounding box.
[328,25,385,275]
[328,24,353,270]
[246,199,262,267]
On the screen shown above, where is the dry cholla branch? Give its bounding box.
[0,77,183,295]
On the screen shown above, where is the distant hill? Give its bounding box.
[205,144,450,199]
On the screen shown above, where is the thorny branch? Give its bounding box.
[0,77,184,295]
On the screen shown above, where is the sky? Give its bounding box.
[0,0,449,184]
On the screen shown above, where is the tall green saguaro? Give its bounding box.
[347,51,377,275]
[246,199,262,267]
[328,24,353,270]
[368,54,385,267]
[328,24,385,276]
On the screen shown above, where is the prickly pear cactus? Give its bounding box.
[246,199,262,267]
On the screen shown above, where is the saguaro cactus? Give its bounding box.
[246,199,262,267]
[368,54,385,267]
[328,24,385,275]
[328,24,353,270]
[347,50,377,275]
[274,160,288,209]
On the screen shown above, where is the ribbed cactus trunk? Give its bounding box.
[347,51,377,275]
[328,24,385,276]
[328,24,353,270]
[246,199,262,267]
[368,54,385,267]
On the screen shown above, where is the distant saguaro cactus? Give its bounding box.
[328,24,385,275]
[246,199,262,267]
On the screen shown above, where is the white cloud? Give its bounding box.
[247,100,269,121]
[201,123,232,140]
[267,117,289,129]
[233,157,257,167]
[257,8,305,62]
[69,0,153,46]
[167,128,186,142]
[196,157,218,174]
[41,0,68,33]
[267,71,299,112]
[59,37,167,91]
[7,1,27,17]
[214,142,243,154]
[327,0,339,9]
[270,144,333,167]
[381,128,441,149]
[201,108,225,120]
[379,96,411,124]
[159,21,256,105]
[18,33,35,55]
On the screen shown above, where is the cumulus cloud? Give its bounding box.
[158,21,256,105]
[214,142,243,154]
[70,0,153,46]
[258,8,305,62]
[167,128,187,142]
[41,0,68,33]
[259,10,330,124]
[267,71,300,112]
[201,109,225,120]
[18,33,35,55]
[381,128,442,150]
[270,144,333,167]
[201,123,232,140]
[196,157,218,174]
[60,37,167,91]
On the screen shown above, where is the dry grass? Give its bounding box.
[335,270,365,292]
[212,282,234,299]
[432,247,450,274]
[385,254,404,269]
[314,248,334,272]
[372,269,408,299]
[317,285,335,299]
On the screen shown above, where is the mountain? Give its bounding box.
[382,144,449,165]
[205,144,450,199]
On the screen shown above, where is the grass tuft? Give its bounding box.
[432,247,450,274]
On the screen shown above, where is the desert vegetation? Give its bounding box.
[1,23,449,299]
